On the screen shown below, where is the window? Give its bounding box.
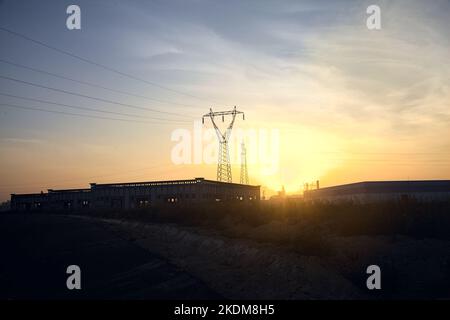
[166,197,178,203]
[138,199,150,207]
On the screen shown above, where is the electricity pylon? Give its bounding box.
[240,141,249,185]
[202,106,244,183]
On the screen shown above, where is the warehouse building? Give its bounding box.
[303,180,450,203]
[10,177,260,212]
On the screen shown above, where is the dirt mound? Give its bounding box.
[101,219,364,299]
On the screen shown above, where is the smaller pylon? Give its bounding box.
[240,141,249,185]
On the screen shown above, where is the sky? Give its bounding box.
[0,0,449,201]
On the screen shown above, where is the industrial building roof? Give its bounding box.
[306,180,450,196]
[90,177,259,188]
[11,178,259,197]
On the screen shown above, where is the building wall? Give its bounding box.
[47,189,92,211]
[90,179,260,209]
[10,193,48,212]
[304,180,450,204]
[10,178,260,212]
[305,192,450,203]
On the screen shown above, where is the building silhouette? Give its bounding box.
[10,177,260,212]
[304,180,450,203]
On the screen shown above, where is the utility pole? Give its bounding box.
[240,141,249,185]
[202,106,244,183]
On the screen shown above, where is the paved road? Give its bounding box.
[0,214,220,299]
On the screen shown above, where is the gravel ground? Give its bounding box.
[0,214,220,299]
[99,218,450,299]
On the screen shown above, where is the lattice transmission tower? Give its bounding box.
[202,106,245,183]
[240,141,249,185]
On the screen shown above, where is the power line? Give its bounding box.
[0,92,164,120]
[0,162,177,190]
[0,58,203,109]
[0,75,193,120]
[0,102,187,125]
[331,158,450,163]
[1,163,194,192]
[316,151,450,156]
[0,26,221,105]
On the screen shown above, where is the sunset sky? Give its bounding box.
[1,0,449,202]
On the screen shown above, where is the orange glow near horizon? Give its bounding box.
[2,120,449,202]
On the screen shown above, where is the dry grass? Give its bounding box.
[82,199,450,257]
